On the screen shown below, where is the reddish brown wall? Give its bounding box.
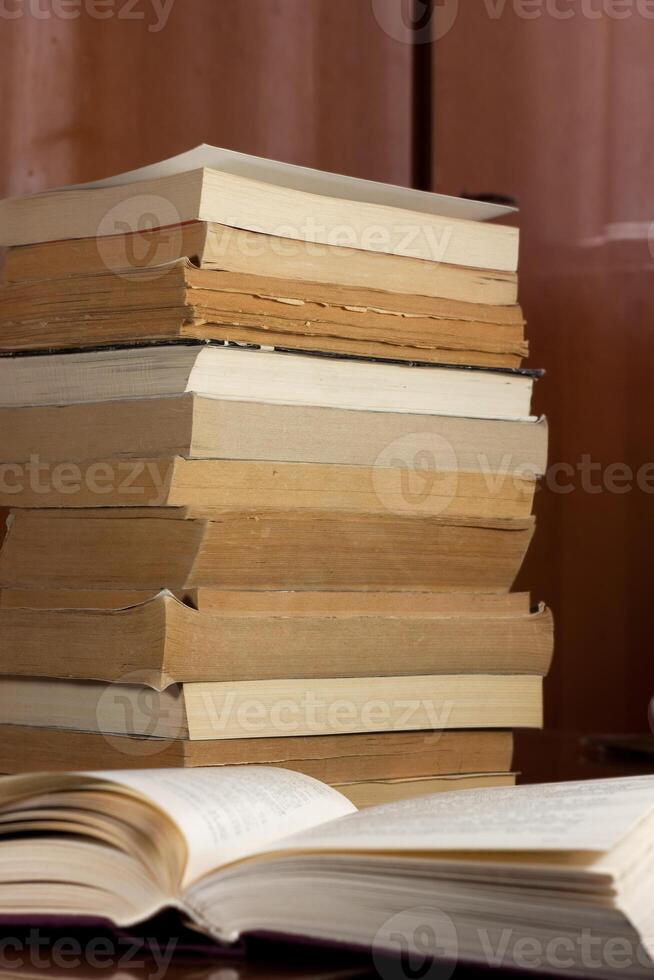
[430,5,654,733]
[0,0,414,196]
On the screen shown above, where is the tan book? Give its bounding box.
[4,222,518,305]
[0,509,535,591]
[0,456,536,520]
[188,588,533,616]
[0,766,652,977]
[0,726,514,781]
[0,587,533,613]
[337,772,516,808]
[0,675,543,739]
[0,160,519,271]
[0,590,554,687]
[0,343,536,420]
[0,261,526,368]
[0,394,549,472]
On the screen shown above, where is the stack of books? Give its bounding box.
[0,146,553,806]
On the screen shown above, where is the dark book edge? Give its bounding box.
[0,338,544,378]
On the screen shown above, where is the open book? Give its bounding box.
[1,768,654,978]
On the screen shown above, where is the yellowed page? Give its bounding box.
[91,766,355,887]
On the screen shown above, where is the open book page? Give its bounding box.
[58,145,514,221]
[91,767,355,888]
[270,776,654,855]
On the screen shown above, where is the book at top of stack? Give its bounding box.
[0,146,552,806]
[0,144,524,365]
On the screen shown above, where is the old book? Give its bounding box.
[0,510,535,591]
[0,395,549,472]
[0,146,519,271]
[0,587,533,612]
[186,588,533,615]
[0,455,537,520]
[0,675,543,738]
[3,222,519,305]
[0,343,536,419]
[0,591,554,687]
[0,261,526,368]
[0,767,652,980]
[337,772,516,808]
[0,726,514,781]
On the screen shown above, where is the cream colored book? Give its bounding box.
[0,675,543,739]
[0,395,549,472]
[0,590,554,686]
[0,145,518,271]
[0,768,653,979]
[0,344,536,419]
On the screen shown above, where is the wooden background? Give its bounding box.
[1,0,653,736]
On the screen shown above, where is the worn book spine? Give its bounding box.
[0,595,554,687]
[0,726,514,780]
[0,510,535,591]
